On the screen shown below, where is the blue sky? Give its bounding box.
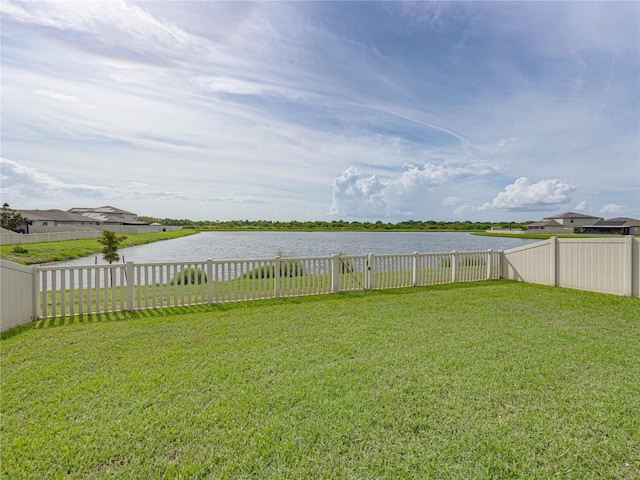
[1,1,638,222]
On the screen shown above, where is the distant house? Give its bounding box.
[67,206,148,226]
[17,209,102,233]
[525,212,600,234]
[581,217,640,235]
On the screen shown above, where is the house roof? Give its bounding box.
[67,206,145,224]
[18,209,94,223]
[525,219,562,227]
[544,212,600,220]
[588,217,640,228]
[68,206,136,216]
[75,211,113,223]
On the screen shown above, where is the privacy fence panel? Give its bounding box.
[501,241,552,285]
[556,237,635,296]
[502,236,638,297]
[0,259,37,331]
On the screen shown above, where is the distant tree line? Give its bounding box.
[137,216,528,232]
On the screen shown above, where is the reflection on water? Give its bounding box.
[51,231,539,267]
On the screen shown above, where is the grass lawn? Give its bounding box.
[0,230,198,265]
[2,281,638,479]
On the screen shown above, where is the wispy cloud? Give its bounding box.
[0,158,255,204]
[600,204,625,215]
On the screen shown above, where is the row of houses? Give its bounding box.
[13,206,152,234]
[524,212,640,235]
[8,207,640,236]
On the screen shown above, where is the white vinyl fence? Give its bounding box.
[0,230,101,245]
[0,260,38,331]
[2,238,637,332]
[1,250,499,331]
[0,226,182,245]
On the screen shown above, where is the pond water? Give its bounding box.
[52,231,538,267]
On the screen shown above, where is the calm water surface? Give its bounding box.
[53,232,538,267]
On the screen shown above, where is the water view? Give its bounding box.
[53,231,538,267]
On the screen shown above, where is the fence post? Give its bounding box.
[366,253,375,290]
[126,261,135,311]
[32,265,39,320]
[206,258,214,304]
[412,252,419,286]
[331,254,341,293]
[550,237,558,287]
[451,251,458,283]
[486,250,493,280]
[274,256,281,298]
[624,235,633,297]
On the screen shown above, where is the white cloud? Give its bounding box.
[329,160,503,218]
[480,177,576,211]
[575,200,588,211]
[441,196,463,207]
[0,158,254,204]
[35,90,79,103]
[327,167,388,217]
[600,203,624,214]
[453,205,470,216]
[1,0,211,64]
[192,76,302,99]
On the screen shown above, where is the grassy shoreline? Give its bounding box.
[2,281,638,479]
[0,230,199,265]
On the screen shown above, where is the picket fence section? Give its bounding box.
[33,250,499,320]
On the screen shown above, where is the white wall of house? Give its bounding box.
[526,226,573,234]
[553,217,597,228]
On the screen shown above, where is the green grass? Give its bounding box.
[2,281,639,479]
[0,230,198,265]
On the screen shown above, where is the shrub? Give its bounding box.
[172,268,207,285]
[244,261,305,279]
[11,246,29,255]
[440,255,486,268]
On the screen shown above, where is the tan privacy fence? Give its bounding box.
[501,236,639,297]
